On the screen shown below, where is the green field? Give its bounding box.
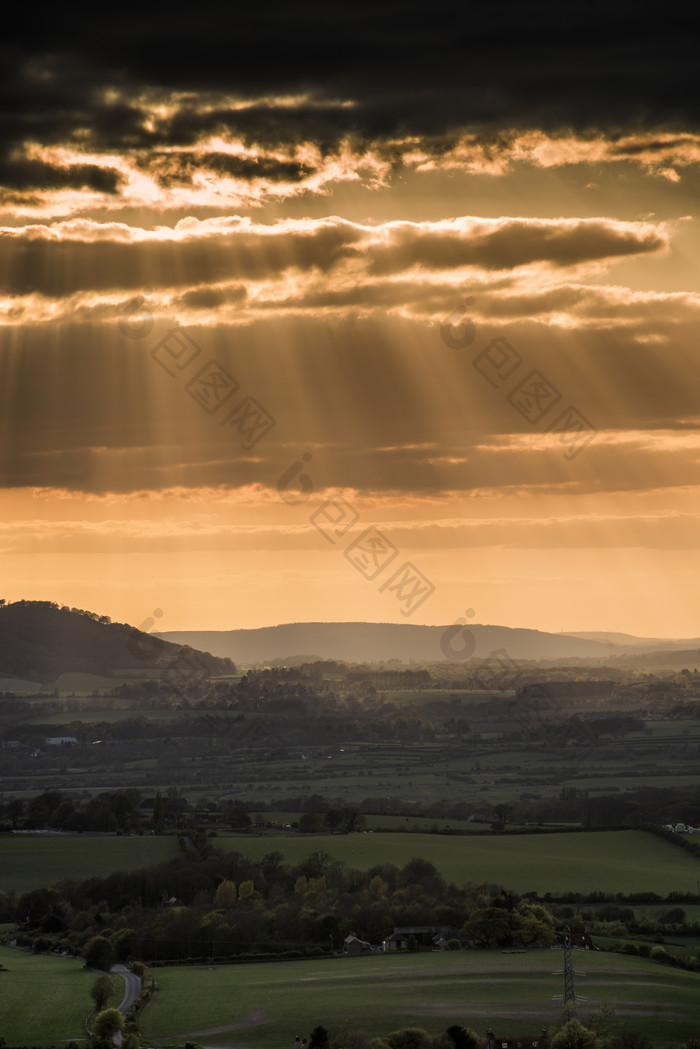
[141,949,700,1048]
[1,945,698,1048]
[0,945,97,1044]
[5,714,700,810]
[217,829,700,896]
[0,834,179,894]
[2,829,699,898]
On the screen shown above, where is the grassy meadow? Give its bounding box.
[0,834,179,895]
[1,828,699,898]
[216,829,700,896]
[0,944,98,1044]
[140,949,700,1048]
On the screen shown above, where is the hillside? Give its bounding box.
[0,600,235,684]
[568,629,700,649]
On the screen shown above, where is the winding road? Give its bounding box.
[112,962,142,1013]
[110,963,142,1045]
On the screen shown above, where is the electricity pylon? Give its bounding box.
[551,930,587,1016]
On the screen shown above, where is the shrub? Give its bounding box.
[445,1026,479,1049]
[84,934,116,971]
[93,1007,124,1040]
[550,1019,599,1049]
[90,973,114,1012]
[386,1029,432,1049]
[310,1027,330,1049]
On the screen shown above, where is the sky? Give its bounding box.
[1,3,700,636]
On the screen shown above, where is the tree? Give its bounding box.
[340,805,366,833]
[112,927,137,962]
[324,808,344,832]
[659,906,685,925]
[93,1007,124,1040]
[369,875,388,897]
[90,973,114,1012]
[7,799,24,830]
[445,1026,478,1049]
[386,1029,431,1049]
[112,791,135,831]
[225,803,251,829]
[214,879,238,907]
[550,1020,600,1049]
[301,851,332,878]
[152,789,165,832]
[261,850,284,876]
[309,1025,330,1049]
[238,879,257,901]
[299,811,323,832]
[462,906,513,947]
[84,935,116,972]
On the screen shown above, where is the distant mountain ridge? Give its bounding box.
[565,630,700,649]
[3,601,696,682]
[156,620,700,665]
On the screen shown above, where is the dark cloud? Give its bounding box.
[0,158,122,193]
[1,3,699,194]
[0,223,362,296]
[362,221,666,275]
[142,151,317,188]
[0,217,664,298]
[609,135,699,157]
[201,153,316,183]
[175,285,247,309]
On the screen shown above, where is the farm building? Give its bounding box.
[383,931,409,952]
[343,933,372,956]
[383,925,467,951]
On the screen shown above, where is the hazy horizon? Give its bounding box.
[2,7,700,637]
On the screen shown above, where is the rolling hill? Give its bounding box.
[155,620,700,665]
[0,600,235,684]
